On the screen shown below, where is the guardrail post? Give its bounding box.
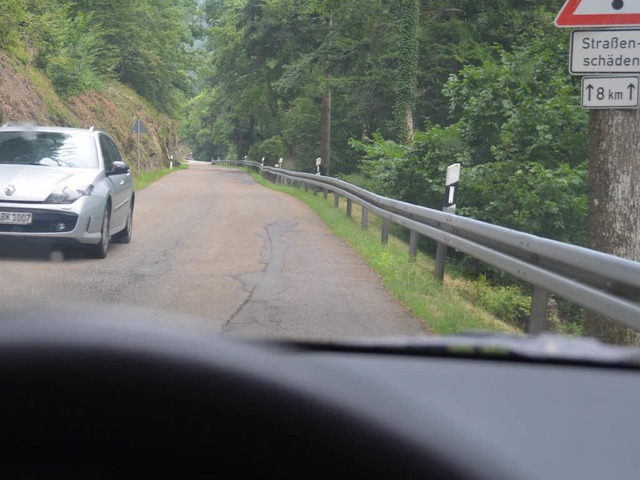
[346,199,352,218]
[381,218,389,244]
[434,242,447,282]
[323,189,328,200]
[313,186,318,196]
[362,207,369,229]
[334,192,339,208]
[409,230,419,258]
[529,286,549,334]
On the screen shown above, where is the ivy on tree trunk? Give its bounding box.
[320,15,333,176]
[394,0,419,143]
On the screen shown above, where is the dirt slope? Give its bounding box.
[0,51,179,172]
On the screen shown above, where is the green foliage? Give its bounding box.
[22,1,105,96]
[3,0,200,111]
[444,27,585,168]
[357,18,587,244]
[354,125,463,209]
[189,0,400,162]
[460,161,588,244]
[453,275,531,331]
[251,136,287,164]
[69,0,198,113]
[442,26,588,243]
[0,0,25,48]
[182,87,230,161]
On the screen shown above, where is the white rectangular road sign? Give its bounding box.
[571,29,640,74]
[581,76,639,109]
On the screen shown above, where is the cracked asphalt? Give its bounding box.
[0,162,425,339]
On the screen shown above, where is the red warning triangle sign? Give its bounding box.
[556,0,640,27]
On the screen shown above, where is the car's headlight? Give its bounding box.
[45,184,94,204]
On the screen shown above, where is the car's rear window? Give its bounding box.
[0,131,98,169]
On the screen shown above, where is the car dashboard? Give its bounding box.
[0,314,637,479]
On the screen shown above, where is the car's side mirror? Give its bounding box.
[108,161,130,176]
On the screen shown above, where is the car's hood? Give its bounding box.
[0,165,101,202]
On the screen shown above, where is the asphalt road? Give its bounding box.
[0,162,424,339]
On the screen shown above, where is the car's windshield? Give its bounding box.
[0,132,98,169]
[0,0,638,356]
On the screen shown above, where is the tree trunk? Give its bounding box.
[404,104,414,142]
[320,16,333,176]
[584,109,640,345]
[394,0,419,143]
[320,89,331,176]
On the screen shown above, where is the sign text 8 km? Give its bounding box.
[581,76,639,109]
[571,29,640,74]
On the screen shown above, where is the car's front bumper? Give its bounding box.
[0,196,107,246]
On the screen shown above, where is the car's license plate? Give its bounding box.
[0,212,32,225]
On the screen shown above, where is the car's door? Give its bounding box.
[99,134,131,231]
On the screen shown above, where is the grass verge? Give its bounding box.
[134,164,188,191]
[249,171,520,336]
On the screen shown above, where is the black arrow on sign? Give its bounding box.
[586,84,594,102]
[628,82,636,101]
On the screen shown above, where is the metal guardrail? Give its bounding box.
[213,159,640,334]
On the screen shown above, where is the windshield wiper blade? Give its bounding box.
[279,333,640,365]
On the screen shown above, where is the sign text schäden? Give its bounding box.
[570,29,640,74]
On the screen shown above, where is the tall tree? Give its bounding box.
[584,110,640,345]
[394,0,419,142]
[320,15,333,175]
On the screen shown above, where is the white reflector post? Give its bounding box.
[443,163,461,214]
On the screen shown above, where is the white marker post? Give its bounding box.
[443,163,461,214]
[316,157,322,175]
[434,163,461,281]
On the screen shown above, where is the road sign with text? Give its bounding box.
[581,75,639,108]
[556,0,640,27]
[571,29,640,74]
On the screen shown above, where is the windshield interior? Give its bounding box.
[0,0,637,351]
[0,132,98,169]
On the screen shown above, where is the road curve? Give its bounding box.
[0,162,425,339]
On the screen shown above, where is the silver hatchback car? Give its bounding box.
[0,124,134,258]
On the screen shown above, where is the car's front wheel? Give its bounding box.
[86,207,110,259]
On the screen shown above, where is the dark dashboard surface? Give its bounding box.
[0,315,637,479]
[302,351,640,480]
